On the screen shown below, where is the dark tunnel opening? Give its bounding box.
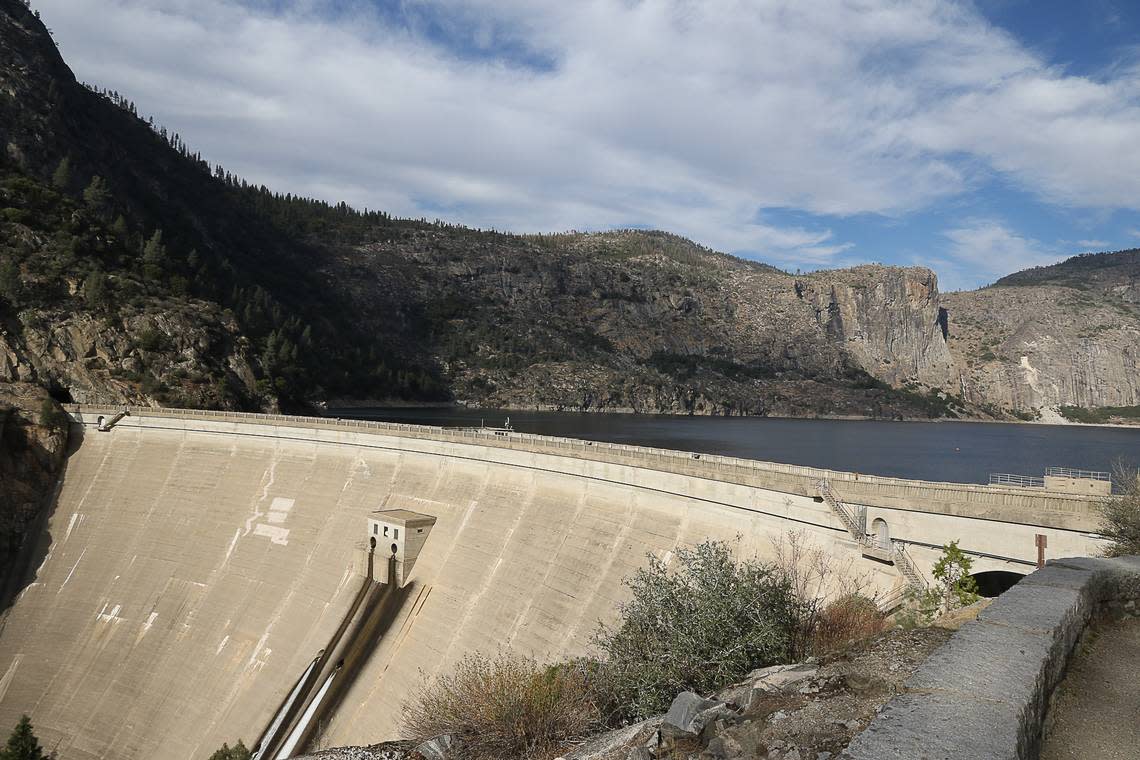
[972,570,1025,598]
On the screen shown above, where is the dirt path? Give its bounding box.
[1040,618,1140,760]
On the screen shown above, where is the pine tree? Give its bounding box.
[82,175,111,213]
[51,157,70,190]
[206,740,251,760]
[924,541,980,616]
[0,259,20,305]
[142,230,166,280]
[82,270,110,310]
[107,216,127,238]
[0,715,44,760]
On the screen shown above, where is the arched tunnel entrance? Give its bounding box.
[972,570,1025,598]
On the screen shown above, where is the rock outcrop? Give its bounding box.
[1,307,261,408]
[0,382,68,594]
[795,266,955,387]
[944,252,1140,412]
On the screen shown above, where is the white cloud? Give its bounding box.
[937,220,1063,290]
[30,0,1140,275]
[1076,239,1110,249]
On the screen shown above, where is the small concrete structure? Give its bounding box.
[991,467,1113,496]
[367,510,437,586]
[1042,473,1112,496]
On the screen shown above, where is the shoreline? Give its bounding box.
[319,400,1140,430]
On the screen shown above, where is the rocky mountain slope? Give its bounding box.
[1,0,1136,421]
[325,227,964,417]
[944,251,1140,415]
[0,0,443,410]
[0,381,67,593]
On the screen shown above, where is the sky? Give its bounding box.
[31,0,1140,289]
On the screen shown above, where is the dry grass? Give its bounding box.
[811,594,888,654]
[771,530,882,657]
[402,652,599,760]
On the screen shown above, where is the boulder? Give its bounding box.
[411,734,453,760]
[661,691,736,740]
[748,664,819,702]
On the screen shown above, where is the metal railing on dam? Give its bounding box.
[66,404,1103,532]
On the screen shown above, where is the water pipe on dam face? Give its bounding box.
[252,510,438,759]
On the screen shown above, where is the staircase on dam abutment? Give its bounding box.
[0,405,1108,759]
[817,478,928,600]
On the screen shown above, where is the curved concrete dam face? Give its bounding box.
[0,410,1103,759]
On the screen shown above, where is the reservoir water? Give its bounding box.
[333,407,1140,486]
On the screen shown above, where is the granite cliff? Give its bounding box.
[944,251,1140,416]
[795,266,954,387]
[325,228,963,418]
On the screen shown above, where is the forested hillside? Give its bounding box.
[3,0,1137,422]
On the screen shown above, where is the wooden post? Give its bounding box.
[1035,534,1047,569]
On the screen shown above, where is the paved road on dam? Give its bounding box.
[0,409,1107,759]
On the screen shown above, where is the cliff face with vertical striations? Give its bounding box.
[943,251,1140,414]
[794,266,955,387]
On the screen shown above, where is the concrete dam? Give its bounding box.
[0,407,1107,759]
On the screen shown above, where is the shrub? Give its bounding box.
[770,530,880,656]
[402,652,598,760]
[590,540,801,722]
[1100,465,1140,558]
[912,541,979,623]
[136,328,167,352]
[37,398,68,432]
[811,594,887,654]
[206,741,250,760]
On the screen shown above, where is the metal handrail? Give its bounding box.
[989,473,1045,488]
[1045,467,1111,481]
[817,480,861,537]
[891,541,928,591]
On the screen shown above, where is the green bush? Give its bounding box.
[402,652,598,760]
[914,541,980,622]
[1059,405,1140,424]
[37,398,68,432]
[206,741,250,760]
[136,328,167,353]
[590,540,801,722]
[1100,466,1140,558]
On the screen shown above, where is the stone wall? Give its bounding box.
[844,555,1140,760]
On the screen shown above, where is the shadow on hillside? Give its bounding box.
[0,422,85,618]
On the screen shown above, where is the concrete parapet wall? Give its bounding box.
[844,555,1140,760]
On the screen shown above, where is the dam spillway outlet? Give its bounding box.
[0,406,1106,759]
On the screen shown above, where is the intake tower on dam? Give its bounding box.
[0,407,1107,759]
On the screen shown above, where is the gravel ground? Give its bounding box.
[1040,618,1140,760]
